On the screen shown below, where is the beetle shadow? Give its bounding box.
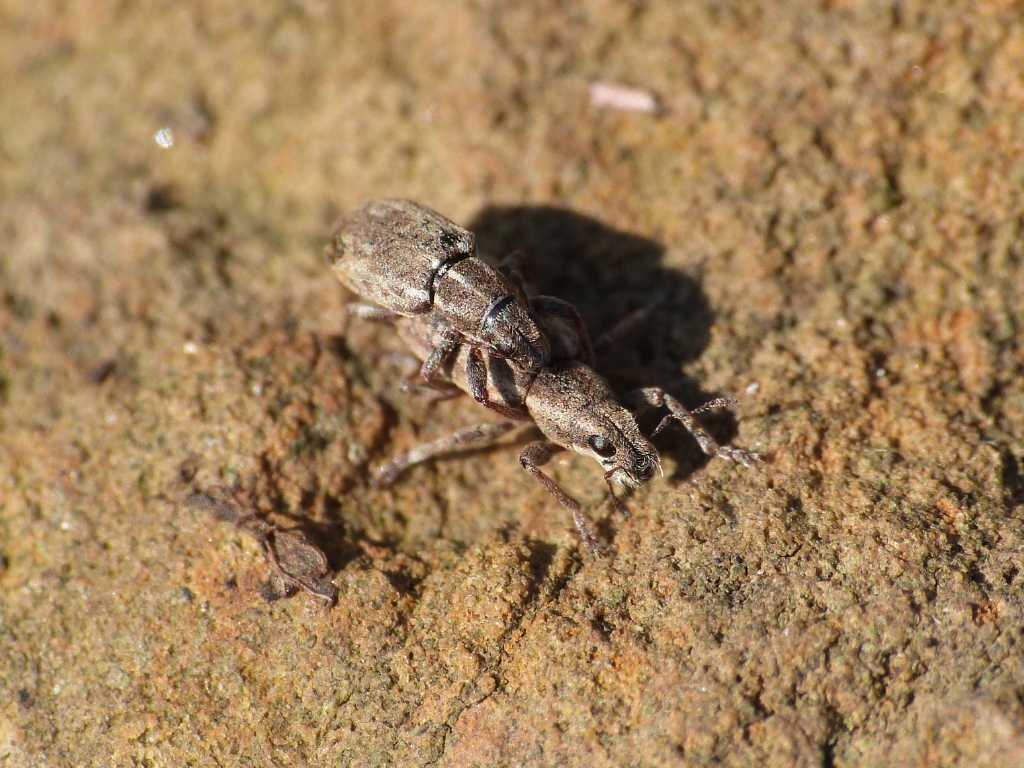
[469,205,740,481]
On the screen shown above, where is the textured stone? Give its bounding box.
[1,2,1022,766]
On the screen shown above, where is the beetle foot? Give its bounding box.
[715,445,763,467]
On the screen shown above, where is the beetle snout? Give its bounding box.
[634,457,655,482]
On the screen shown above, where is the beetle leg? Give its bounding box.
[692,396,740,415]
[627,388,762,467]
[466,346,530,419]
[603,473,630,518]
[498,249,531,295]
[420,326,461,385]
[593,298,665,354]
[347,303,402,322]
[529,295,595,366]
[373,421,517,487]
[519,441,604,553]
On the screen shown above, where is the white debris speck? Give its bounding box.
[60,519,72,531]
[745,382,761,396]
[154,127,175,149]
[183,341,199,355]
[875,368,887,379]
[589,81,660,114]
[348,442,367,464]
[251,381,264,397]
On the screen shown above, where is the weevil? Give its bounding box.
[370,308,761,551]
[327,200,593,413]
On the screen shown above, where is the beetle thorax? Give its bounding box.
[433,260,549,368]
[432,259,508,335]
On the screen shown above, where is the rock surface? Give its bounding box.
[1,2,1022,766]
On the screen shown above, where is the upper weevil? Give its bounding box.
[327,200,590,413]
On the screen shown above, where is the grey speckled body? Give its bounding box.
[327,200,551,375]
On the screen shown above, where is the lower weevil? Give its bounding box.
[369,304,761,550]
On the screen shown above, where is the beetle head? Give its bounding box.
[527,364,660,487]
[584,429,661,489]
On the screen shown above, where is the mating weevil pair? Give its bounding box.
[327,200,761,550]
[327,199,590,412]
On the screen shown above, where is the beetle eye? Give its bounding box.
[588,435,616,458]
